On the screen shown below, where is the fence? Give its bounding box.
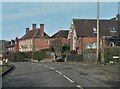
[66,47,120,63]
[83,53,96,62]
[66,54,83,62]
[66,53,96,62]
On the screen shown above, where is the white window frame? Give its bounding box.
[109,27,117,32]
[73,30,77,50]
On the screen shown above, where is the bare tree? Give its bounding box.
[50,38,63,56]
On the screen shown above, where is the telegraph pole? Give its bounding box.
[118,1,120,27]
[96,0,100,63]
[118,1,120,15]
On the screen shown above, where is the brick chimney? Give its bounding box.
[40,24,44,37]
[26,28,29,34]
[32,24,36,30]
[15,37,19,51]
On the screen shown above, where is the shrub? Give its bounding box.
[25,51,32,58]
[33,49,51,61]
[62,45,70,54]
[33,51,44,61]
[7,51,26,62]
[9,52,16,62]
[102,47,120,63]
[15,52,25,62]
[51,47,55,52]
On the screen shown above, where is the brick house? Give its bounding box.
[68,15,120,54]
[50,30,69,56]
[6,37,19,52]
[19,24,50,52]
[50,30,69,44]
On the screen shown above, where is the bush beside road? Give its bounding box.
[0,62,13,76]
[2,64,11,73]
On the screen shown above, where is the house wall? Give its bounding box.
[61,38,68,44]
[34,38,50,51]
[8,47,15,52]
[69,31,97,54]
[50,38,68,45]
[19,39,33,52]
[69,29,74,51]
[19,38,50,52]
[76,37,97,54]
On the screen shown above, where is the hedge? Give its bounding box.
[33,49,51,61]
[7,51,26,62]
[101,47,120,63]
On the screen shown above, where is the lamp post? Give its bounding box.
[96,0,100,63]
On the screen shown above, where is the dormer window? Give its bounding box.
[109,27,116,32]
[92,27,97,33]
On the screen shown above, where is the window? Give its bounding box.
[30,40,32,44]
[92,27,97,33]
[109,27,116,32]
[85,43,96,49]
[110,42,115,47]
[74,36,76,41]
[46,40,49,45]
[73,30,77,50]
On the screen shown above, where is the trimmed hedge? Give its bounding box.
[101,47,120,63]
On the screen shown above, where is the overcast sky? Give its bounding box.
[1,1,119,40]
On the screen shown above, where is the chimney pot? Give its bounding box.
[32,24,36,30]
[26,28,29,33]
[40,24,44,37]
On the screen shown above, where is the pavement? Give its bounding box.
[2,62,120,89]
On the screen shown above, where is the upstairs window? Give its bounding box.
[92,27,97,33]
[46,40,49,45]
[109,27,116,32]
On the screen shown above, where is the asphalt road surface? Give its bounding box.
[2,62,119,89]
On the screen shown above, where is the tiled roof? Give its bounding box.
[72,18,119,37]
[20,28,49,40]
[51,30,69,38]
[110,14,120,20]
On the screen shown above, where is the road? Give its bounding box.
[2,62,119,89]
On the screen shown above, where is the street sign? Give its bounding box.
[113,56,119,59]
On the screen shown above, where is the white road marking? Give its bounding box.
[55,70,62,75]
[76,85,83,89]
[38,64,42,65]
[49,67,55,70]
[38,64,83,89]
[63,75,74,83]
[43,65,48,67]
